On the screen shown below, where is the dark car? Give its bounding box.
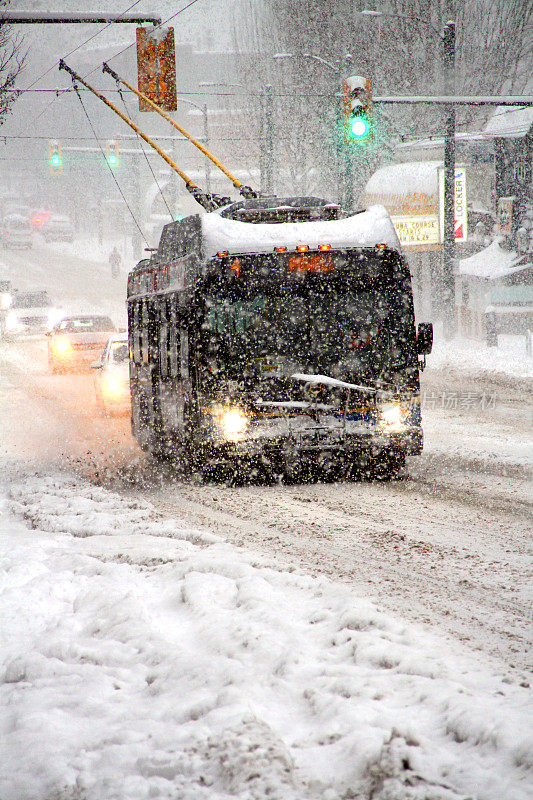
[48,315,116,373]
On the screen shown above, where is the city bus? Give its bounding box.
[126,197,433,481]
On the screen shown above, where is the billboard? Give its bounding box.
[136,26,177,112]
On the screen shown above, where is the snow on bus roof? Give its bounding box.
[200,204,400,259]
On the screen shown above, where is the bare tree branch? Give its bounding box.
[0,0,26,124]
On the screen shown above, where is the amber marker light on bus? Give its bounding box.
[274,247,287,253]
[376,243,388,250]
[217,251,229,257]
[318,244,331,251]
[296,245,309,252]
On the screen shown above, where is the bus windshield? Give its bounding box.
[200,249,417,384]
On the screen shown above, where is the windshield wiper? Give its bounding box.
[291,372,393,398]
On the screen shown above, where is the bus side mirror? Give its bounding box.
[417,323,433,355]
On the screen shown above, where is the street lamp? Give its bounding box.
[272,51,354,207]
[358,8,456,338]
[177,96,211,192]
[200,80,273,195]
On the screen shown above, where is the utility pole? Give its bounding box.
[202,103,211,194]
[263,85,274,194]
[259,85,274,194]
[342,54,354,211]
[442,21,456,339]
[130,156,143,260]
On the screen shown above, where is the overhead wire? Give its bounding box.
[19,0,145,92]
[116,85,174,221]
[72,82,148,248]
[16,0,207,147]
[11,0,146,133]
[82,0,205,80]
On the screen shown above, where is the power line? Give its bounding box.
[72,84,148,248]
[117,88,174,221]
[11,0,146,135]
[20,0,145,92]
[17,0,207,136]
[86,0,205,78]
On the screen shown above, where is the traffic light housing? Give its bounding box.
[106,139,119,167]
[342,76,372,143]
[49,140,62,174]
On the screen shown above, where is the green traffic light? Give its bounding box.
[349,116,370,139]
[108,154,118,167]
[51,154,61,166]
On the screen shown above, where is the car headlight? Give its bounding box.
[0,292,12,310]
[52,336,72,357]
[214,405,249,442]
[101,372,128,400]
[379,401,407,432]
[5,310,19,330]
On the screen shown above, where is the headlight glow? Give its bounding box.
[101,372,128,400]
[214,406,249,442]
[52,336,72,357]
[5,311,19,331]
[379,402,407,432]
[0,292,12,310]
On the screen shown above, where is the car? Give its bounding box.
[4,290,62,336]
[48,315,117,373]
[30,209,51,231]
[0,280,14,337]
[91,332,130,414]
[42,214,74,243]
[1,214,32,249]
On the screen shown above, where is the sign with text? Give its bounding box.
[391,215,440,248]
[438,167,468,242]
[497,196,515,236]
[136,26,177,112]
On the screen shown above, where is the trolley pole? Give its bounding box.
[442,21,456,339]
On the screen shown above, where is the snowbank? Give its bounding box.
[1,471,531,800]
[427,332,533,380]
[458,238,524,280]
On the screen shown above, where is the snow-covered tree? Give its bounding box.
[228,0,531,201]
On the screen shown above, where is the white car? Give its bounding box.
[5,291,62,337]
[92,332,130,415]
[1,214,32,249]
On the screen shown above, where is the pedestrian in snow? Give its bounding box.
[109,246,121,278]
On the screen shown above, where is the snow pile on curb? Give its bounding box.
[1,472,531,800]
[427,333,533,380]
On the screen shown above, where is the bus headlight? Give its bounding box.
[379,401,407,432]
[216,406,249,442]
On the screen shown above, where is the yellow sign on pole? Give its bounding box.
[391,215,440,248]
[136,26,177,112]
